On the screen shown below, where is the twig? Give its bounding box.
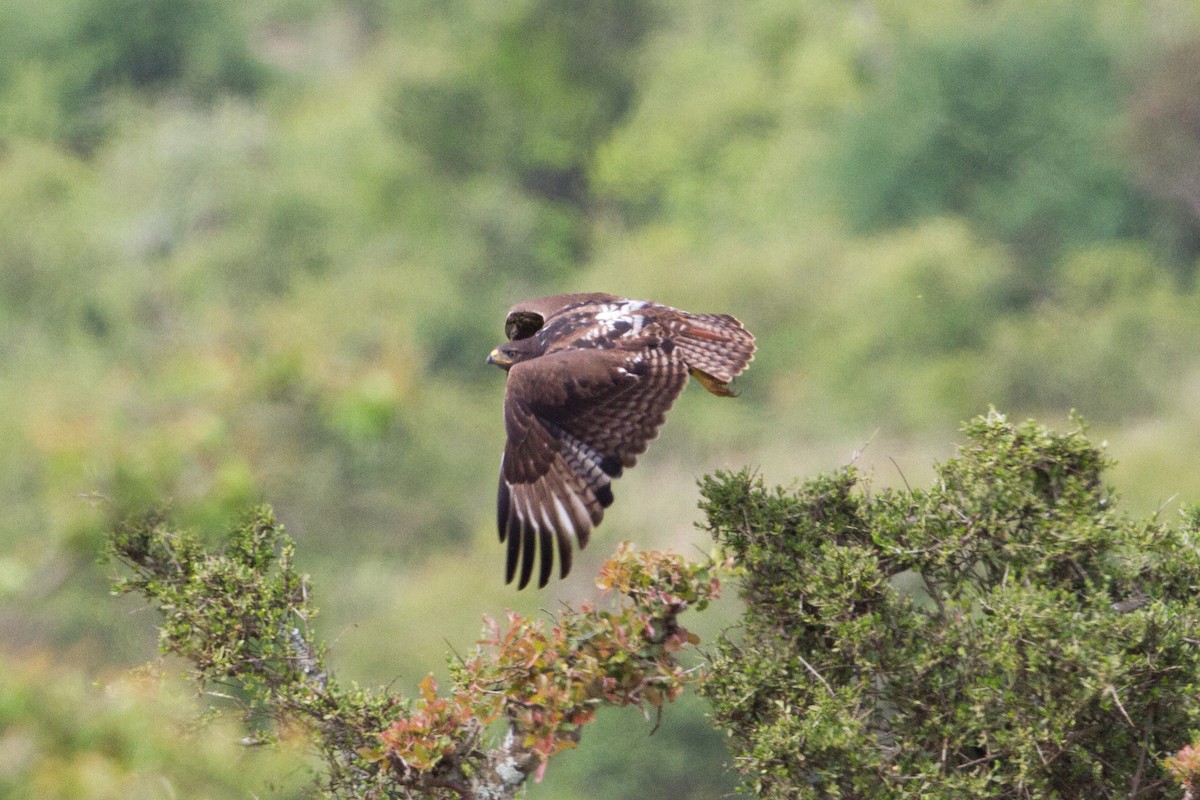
[920,571,947,621]
[1154,494,1179,520]
[1130,702,1156,798]
[888,455,912,493]
[797,653,835,697]
[851,429,880,465]
[956,751,1005,771]
[1106,684,1135,728]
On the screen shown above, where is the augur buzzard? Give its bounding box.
[487,293,755,589]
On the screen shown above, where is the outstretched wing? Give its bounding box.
[497,343,688,588]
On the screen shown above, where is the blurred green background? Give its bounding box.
[3,0,1200,796]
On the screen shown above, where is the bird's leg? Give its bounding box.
[688,367,737,397]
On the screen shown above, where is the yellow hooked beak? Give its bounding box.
[487,346,513,367]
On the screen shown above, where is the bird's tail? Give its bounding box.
[673,312,756,395]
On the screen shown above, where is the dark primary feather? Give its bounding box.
[490,293,755,588]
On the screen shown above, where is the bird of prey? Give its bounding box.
[487,293,756,589]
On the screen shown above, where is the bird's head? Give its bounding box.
[489,305,553,370]
[487,336,542,370]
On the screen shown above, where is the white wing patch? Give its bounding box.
[565,488,592,532]
[551,495,576,540]
[592,300,647,338]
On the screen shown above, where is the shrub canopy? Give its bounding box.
[701,412,1200,799]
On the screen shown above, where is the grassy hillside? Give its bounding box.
[2,0,1199,796]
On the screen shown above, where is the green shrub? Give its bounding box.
[700,411,1200,799]
[835,8,1158,284]
[0,655,308,800]
[105,508,724,799]
[0,0,263,147]
[389,0,655,280]
[72,0,263,97]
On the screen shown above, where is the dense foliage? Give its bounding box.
[836,7,1184,279]
[701,412,1200,799]
[106,508,724,798]
[98,412,1200,799]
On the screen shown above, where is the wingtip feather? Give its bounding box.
[497,477,511,542]
[517,496,537,590]
[505,510,520,585]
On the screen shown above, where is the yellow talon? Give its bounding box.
[689,367,737,397]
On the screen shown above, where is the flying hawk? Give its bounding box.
[487,293,755,589]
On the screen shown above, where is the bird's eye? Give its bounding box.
[505,311,544,341]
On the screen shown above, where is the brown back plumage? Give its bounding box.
[489,294,755,588]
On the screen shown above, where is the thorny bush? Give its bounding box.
[700,411,1200,800]
[107,512,724,800]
